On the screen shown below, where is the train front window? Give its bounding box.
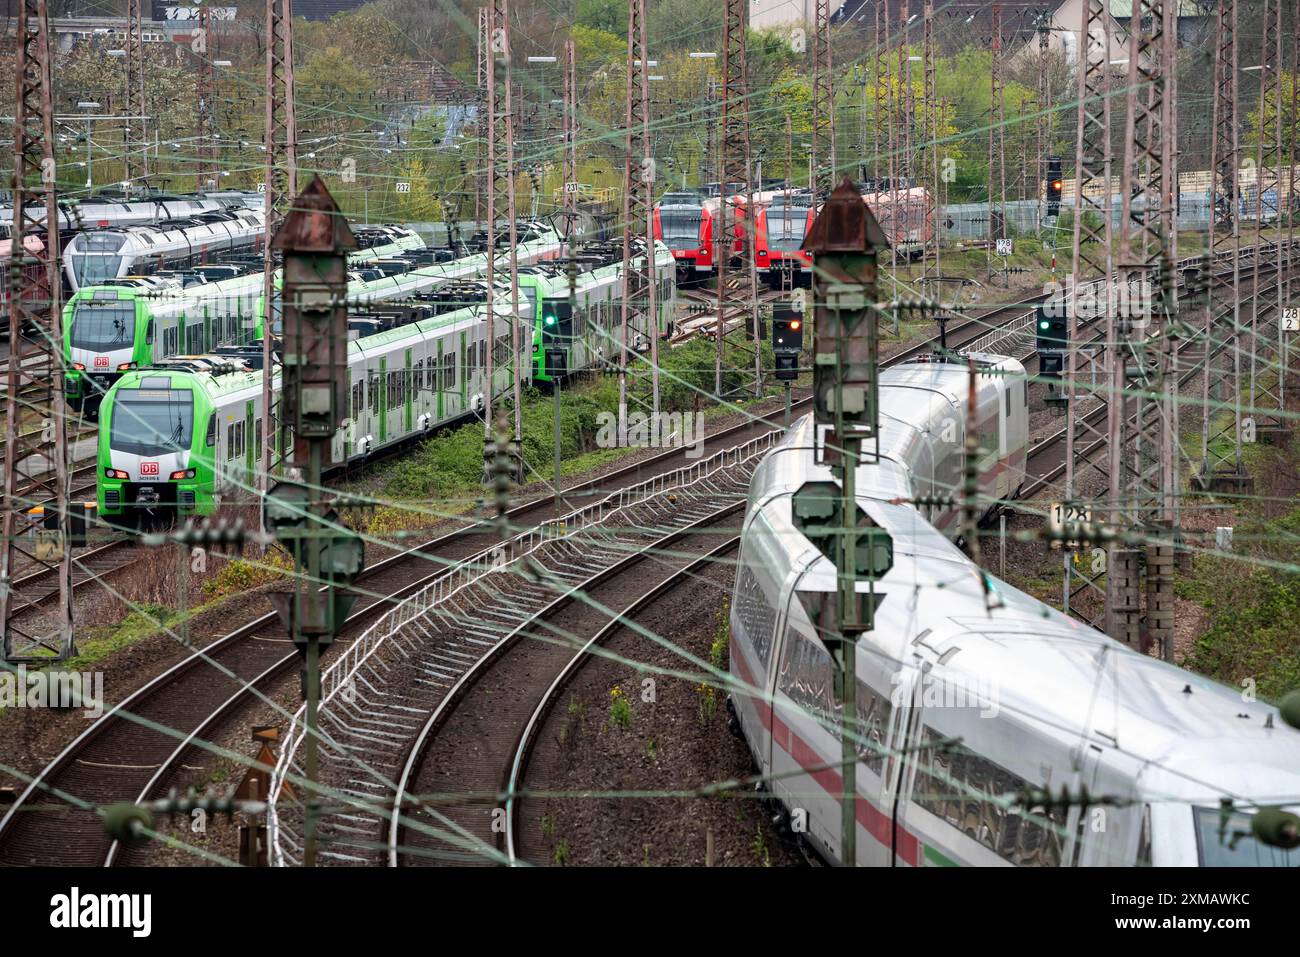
[71,302,134,351]
[72,254,124,285]
[109,389,195,456]
[659,209,702,249]
[70,233,127,286]
[767,213,806,252]
[1194,806,1300,866]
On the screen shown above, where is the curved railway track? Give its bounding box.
[386,507,744,867]
[502,536,741,865]
[262,436,773,865]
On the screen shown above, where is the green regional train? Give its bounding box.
[65,221,564,409]
[96,240,675,525]
[63,224,426,407]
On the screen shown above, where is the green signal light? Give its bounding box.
[1039,321,1050,329]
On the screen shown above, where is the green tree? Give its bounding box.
[577,0,624,35]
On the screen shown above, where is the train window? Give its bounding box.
[1024,380,1029,407]
[145,319,154,344]
[369,373,380,413]
[206,415,216,447]
[776,626,834,726]
[351,382,362,419]
[911,726,1065,867]
[442,352,456,390]
[255,418,262,454]
[733,563,778,670]
[1005,388,1011,418]
[855,680,892,775]
[413,359,423,394]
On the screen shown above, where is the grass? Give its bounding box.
[1177,416,1300,701]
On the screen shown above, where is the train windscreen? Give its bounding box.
[69,233,127,286]
[109,388,195,456]
[658,208,702,250]
[766,210,807,252]
[71,301,134,351]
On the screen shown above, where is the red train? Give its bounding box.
[654,184,935,288]
[754,198,816,288]
[652,192,716,282]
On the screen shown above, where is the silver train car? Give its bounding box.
[730,356,1300,867]
[62,208,267,290]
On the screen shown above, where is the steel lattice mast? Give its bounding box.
[1110,0,1176,654]
[712,0,762,401]
[475,7,487,226]
[194,4,216,190]
[874,1,888,184]
[1062,0,1115,629]
[1036,10,1051,223]
[923,0,939,277]
[562,39,577,239]
[125,0,147,183]
[987,4,1007,245]
[811,0,834,194]
[260,0,298,493]
[1,0,72,661]
[1195,0,1248,492]
[618,0,657,441]
[482,0,522,477]
[1248,0,1285,441]
[898,0,912,187]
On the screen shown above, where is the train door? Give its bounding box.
[378,356,388,444]
[462,330,473,413]
[244,400,255,490]
[435,340,445,421]
[404,347,413,434]
[346,368,357,457]
[1065,745,1140,866]
[879,658,929,867]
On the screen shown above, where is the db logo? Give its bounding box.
[140,462,160,476]
[94,356,109,368]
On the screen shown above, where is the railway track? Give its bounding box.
[1019,250,1293,500]
[384,505,746,867]
[503,536,740,865]
[263,435,773,866]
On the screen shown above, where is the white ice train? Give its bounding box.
[62,208,268,290]
[730,355,1300,867]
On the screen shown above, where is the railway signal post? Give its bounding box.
[772,303,803,427]
[796,180,894,867]
[263,176,365,867]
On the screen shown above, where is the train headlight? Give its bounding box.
[105,468,129,480]
[170,468,196,480]
[117,362,136,371]
[73,362,85,370]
